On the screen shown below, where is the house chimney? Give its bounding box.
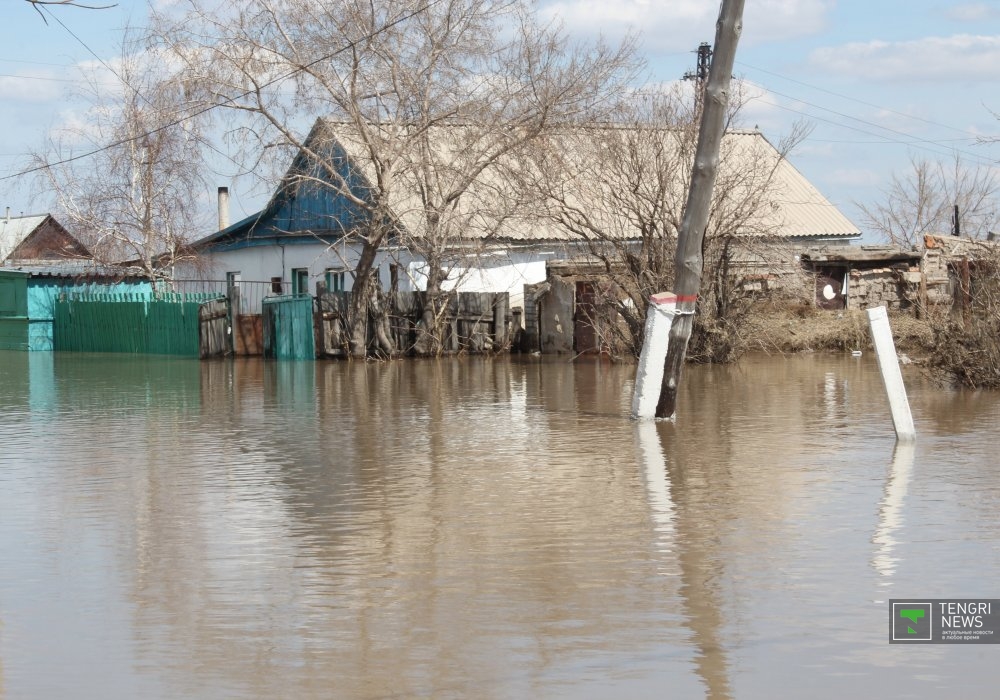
[218,186,230,231]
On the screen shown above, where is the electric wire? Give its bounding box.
[2,0,444,182]
[759,84,994,164]
[737,60,983,139]
[38,5,245,176]
[756,95,998,168]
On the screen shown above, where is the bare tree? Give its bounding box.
[858,154,999,247]
[157,0,637,356]
[32,27,209,286]
[528,83,811,360]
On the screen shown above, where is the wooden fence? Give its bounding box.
[317,290,511,356]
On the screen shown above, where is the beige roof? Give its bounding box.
[0,213,47,261]
[309,120,860,244]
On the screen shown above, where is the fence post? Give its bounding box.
[866,306,916,441]
[493,293,508,350]
[632,292,677,420]
[315,280,328,356]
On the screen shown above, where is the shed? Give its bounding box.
[525,260,624,355]
[799,245,923,311]
[921,233,1000,314]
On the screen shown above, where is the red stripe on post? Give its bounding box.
[649,292,678,305]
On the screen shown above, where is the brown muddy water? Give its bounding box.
[1,350,999,699]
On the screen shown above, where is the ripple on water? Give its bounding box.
[0,353,998,699]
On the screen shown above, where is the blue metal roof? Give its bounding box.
[193,120,378,252]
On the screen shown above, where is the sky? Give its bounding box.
[1,0,999,241]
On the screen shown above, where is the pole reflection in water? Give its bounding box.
[635,418,733,699]
[635,420,676,554]
[872,440,916,582]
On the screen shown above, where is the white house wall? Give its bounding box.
[186,240,581,313]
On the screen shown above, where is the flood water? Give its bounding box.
[1,350,999,699]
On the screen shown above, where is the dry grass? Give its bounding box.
[743,302,935,356]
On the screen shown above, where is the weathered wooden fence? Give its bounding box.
[53,293,230,358]
[317,290,511,356]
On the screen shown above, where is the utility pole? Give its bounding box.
[655,0,746,420]
[683,42,713,112]
[952,204,961,236]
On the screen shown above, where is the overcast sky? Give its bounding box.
[2,0,998,240]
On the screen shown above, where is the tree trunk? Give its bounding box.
[655,0,745,419]
[347,240,379,358]
[414,255,448,356]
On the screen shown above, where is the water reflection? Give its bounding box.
[638,420,732,699]
[1,352,999,698]
[635,421,676,553]
[872,441,916,582]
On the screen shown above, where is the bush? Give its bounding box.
[928,318,1000,388]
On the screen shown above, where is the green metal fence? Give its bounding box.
[53,292,226,357]
[262,294,315,360]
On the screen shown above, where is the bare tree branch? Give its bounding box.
[30,25,209,286]
[525,84,810,361]
[858,154,999,246]
[158,0,639,356]
[26,0,117,24]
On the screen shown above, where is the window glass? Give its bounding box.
[292,268,309,295]
[324,268,346,293]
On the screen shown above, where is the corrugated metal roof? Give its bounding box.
[321,121,860,243]
[0,214,47,261]
[209,120,860,249]
[762,146,862,239]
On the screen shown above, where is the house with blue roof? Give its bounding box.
[184,120,861,317]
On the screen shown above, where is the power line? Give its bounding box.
[4,0,444,182]
[0,71,118,85]
[807,136,975,145]
[755,96,998,167]
[38,5,245,174]
[751,82,997,164]
[0,57,78,67]
[736,60,982,140]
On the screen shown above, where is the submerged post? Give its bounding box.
[632,293,677,419]
[866,306,916,441]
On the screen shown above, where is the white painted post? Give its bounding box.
[866,306,916,441]
[631,292,677,420]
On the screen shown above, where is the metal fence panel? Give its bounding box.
[262,295,315,360]
[53,293,226,357]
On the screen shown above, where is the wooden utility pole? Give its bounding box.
[655,0,746,419]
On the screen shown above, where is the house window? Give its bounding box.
[226,272,242,312]
[325,267,346,292]
[270,276,284,294]
[292,268,310,295]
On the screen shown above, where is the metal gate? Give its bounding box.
[262,294,315,360]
